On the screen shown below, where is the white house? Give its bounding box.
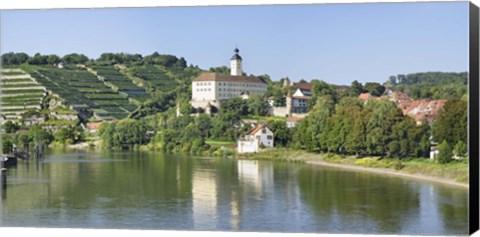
[191,48,267,109]
[237,124,274,153]
[286,117,303,128]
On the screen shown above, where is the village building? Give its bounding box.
[237,124,274,154]
[191,48,268,111]
[270,82,313,117]
[359,91,446,125]
[85,122,102,133]
[286,117,303,128]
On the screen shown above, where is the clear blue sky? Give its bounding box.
[0,2,469,85]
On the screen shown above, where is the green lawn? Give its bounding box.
[205,140,235,146]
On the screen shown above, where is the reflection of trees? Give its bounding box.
[437,187,468,233]
[297,166,421,233]
[2,151,196,228]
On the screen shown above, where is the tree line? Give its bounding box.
[1,52,188,69]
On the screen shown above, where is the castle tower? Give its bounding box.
[230,47,243,76]
[286,90,292,116]
[205,102,212,115]
[283,77,291,87]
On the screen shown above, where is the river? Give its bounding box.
[0,150,469,235]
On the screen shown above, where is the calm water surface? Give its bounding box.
[0,150,468,235]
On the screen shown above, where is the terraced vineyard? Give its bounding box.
[91,66,151,103]
[131,65,178,93]
[32,66,139,120]
[0,68,46,120]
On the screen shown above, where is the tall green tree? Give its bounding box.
[437,140,453,164]
[432,100,467,145]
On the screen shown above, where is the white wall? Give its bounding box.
[238,140,258,153]
[231,60,242,76]
[192,81,217,101]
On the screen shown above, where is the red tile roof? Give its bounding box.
[246,124,271,135]
[293,82,313,91]
[398,99,447,124]
[193,72,266,84]
[86,122,101,129]
[358,93,371,101]
[287,117,303,122]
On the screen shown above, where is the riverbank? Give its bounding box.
[236,149,469,188]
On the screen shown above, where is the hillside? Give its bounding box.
[389,72,468,100]
[0,52,202,124]
[0,68,46,120]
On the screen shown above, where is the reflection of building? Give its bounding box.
[237,160,274,193]
[192,168,218,229]
[237,124,274,153]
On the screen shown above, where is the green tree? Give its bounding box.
[437,140,453,164]
[28,125,54,146]
[453,140,467,159]
[221,97,248,116]
[247,94,270,116]
[47,54,61,65]
[432,100,467,145]
[349,80,365,96]
[308,80,336,108]
[364,82,386,97]
[295,96,335,151]
[2,136,14,154]
[3,121,20,134]
[270,120,291,147]
[365,100,403,157]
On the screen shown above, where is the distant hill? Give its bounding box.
[389,72,468,100]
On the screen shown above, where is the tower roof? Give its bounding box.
[231,47,242,60]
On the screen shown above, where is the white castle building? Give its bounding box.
[191,48,268,110]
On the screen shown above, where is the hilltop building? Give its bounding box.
[191,48,268,111]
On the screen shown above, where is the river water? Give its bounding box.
[0,150,469,235]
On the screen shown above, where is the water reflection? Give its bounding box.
[296,166,468,235]
[0,151,468,235]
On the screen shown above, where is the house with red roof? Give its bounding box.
[237,124,274,153]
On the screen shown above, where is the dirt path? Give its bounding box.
[306,160,468,189]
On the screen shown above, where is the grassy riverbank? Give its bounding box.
[236,148,469,186]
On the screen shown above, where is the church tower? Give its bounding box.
[230,47,243,76]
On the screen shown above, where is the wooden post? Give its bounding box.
[0,168,6,189]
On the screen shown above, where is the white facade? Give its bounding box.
[237,124,274,153]
[192,78,267,102]
[231,59,242,76]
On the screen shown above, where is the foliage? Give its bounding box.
[1,52,30,65]
[98,119,151,150]
[54,125,85,145]
[432,100,467,145]
[437,140,453,164]
[28,125,54,146]
[266,121,288,147]
[453,141,467,159]
[364,82,385,97]
[392,72,467,100]
[62,53,89,64]
[3,121,20,133]
[308,80,337,108]
[246,94,270,116]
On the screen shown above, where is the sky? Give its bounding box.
[0,2,470,85]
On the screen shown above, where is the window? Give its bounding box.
[267,135,273,140]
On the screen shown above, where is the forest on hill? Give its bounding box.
[387,72,468,100]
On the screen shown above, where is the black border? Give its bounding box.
[469,2,479,235]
